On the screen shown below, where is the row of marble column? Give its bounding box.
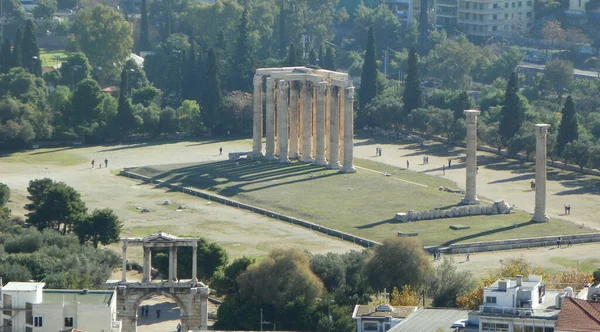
[123,244,198,283]
[461,110,550,222]
[252,75,356,173]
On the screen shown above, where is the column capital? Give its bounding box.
[315,81,329,92]
[278,79,289,90]
[344,86,355,99]
[253,74,263,86]
[535,124,551,137]
[464,109,481,121]
[266,77,275,88]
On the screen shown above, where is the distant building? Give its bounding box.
[0,280,121,332]
[383,0,421,26]
[471,275,559,332]
[434,0,535,38]
[564,0,600,22]
[352,291,417,332]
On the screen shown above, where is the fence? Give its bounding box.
[119,170,379,249]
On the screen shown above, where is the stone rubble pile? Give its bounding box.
[394,200,514,222]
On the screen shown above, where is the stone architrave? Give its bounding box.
[277,80,290,163]
[301,81,314,162]
[264,78,276,160]
[461,110,480,205]
[314,82,329,166]
[289,81,300,159]
[328,86,342,169]
[251,75,263,157]
[340,87,356,173]
[533,124,551,222]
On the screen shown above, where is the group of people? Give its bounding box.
[375,147,383,156]
[91,158,108,169]
[422,156,430,164]
[138,305,162,319]
[564,205,571,214]
[556,237,573,248]
[433,251,442,261]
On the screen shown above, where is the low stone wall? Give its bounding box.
[429,232,600,254]
[395,200,514,222]
[119,170,379,249]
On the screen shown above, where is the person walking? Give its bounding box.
[442,164,445,175]
[219,147,223,155]
[568,238,573,247]
[448,159,452,168]
[105,158,108,168]
[466,250,470,262]
[156,309,161,318]
[406,160,410,168]
[91,159,95,169]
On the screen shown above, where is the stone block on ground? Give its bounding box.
[394,213,408,222]
[450,225,471,230]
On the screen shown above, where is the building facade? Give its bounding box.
[434,0,535,37]
[1,281,121,332]
[383,0,421,26]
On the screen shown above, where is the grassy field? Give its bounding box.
[549,256,600,273]
[131,158,592,246]
[40,49,69,67]
[1,147,87,166]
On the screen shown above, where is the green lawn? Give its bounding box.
[40,48,69,67]
[131,158,592,246]
[549,257,600,273]
[0,148,86,166]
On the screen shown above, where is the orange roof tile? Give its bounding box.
[556,297,600,332]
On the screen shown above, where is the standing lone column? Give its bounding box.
[289,81,300,159]
[314,82,328,166]
[278,80,290,163]
[121,240,128,282]
[533,124,551,222]
[251,74,263,157]
[340,87,356,173]
[192,245,198,283]
[328,86,342,169]
[301,82,314,162]
[264,78,276,160]
[143,246,151,283]
[461,110,481,205]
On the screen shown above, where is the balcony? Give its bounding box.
[459,7,505,12]
[436,0,458,6]
[479,305,559,319]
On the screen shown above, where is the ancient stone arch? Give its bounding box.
[106,232,209,332]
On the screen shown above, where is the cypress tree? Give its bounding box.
[278,0,286,58]
[0,39,12,73]
[359,27,378,110]
[402,46,422,116]
[229,8,254,92]
[453,91,473,120]
[308,49,317,66]
[324,46,336,71]
[117,67,136,138]
[182,41,201,102]
[139,0,150,53]
[21,20,41,75]
[499,72,524,146]
[12,27,22,68]
[557,95,579,157]
[286,43,297,66]
[203,48,222,133]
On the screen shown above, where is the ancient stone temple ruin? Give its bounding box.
[251,67,356,173]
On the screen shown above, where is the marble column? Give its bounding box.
[329,86,342,169]
[325,88,331,159]
[340,87,356,173]
[169,246,175,281]
[301,82,314,162]
[265,78,276,160]
[461,110,481,205]
[143,246,151,283]
[277,80,290,163]
[121,241,128,282]
[192,245,198,282]
[251,75,263,157]
[314,82,328,166]
[339,92,345,163]
[289,81,300,159]
[173,247,178,281]
[533,124,551,222]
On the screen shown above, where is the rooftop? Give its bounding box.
[480,290,562,319]
[555,297,600,332]
[353,305,417,319]
[2,282,45,292]
[42,289,114,306]
[486,275,544,292]
[388,308,476,332]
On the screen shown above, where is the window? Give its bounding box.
[493,25,497,31]
[527,0,533,5]
[526,11,532,17]
[518,1,522,6]
[466,2,470,8]
[64,317,74,327]
[578,0,581,6]
[363,322,378,331]
[505,2,509,7]
[505,13,509,18]
[486,296,497,304]
[512,2,515,7]
[482,322,509,331]
[493,14,497,19]
[34,317,43,327]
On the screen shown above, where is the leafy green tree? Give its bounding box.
[308,48,318,66]
[116,68,136,139]
[453,91,473,120]
[48,85,71,114]
[134,103,160,137]
[0,39,12,73]
[139,0,150,52]
[425,35,481,89]
[359,27,378,114]
[564,139,590,171]
[12,27,22,68]
[309,252,347,292]
[132,85,161,107]
[278,0,286,57]
[1,0,25,21]
[499,72,524,147]
[403,46,422,116]
[21,20,41,76]
[324,46,336,70]
[507,122,537,160]
[67,78,103,128]
[25,179,87,233]
[202,48,223,133]
[0,96,50,146]
[75,208,122,248]
[72,5,133,81]
[182,238,228,280]
[0,263,33,283]
[405,107,431,134]
[0,183,10,206]
[229,8,255,92]
[159,107,178,135]
[211,256,255,295]
[286,43,298,66]
[543,60,573,102]
[363,87,403,129]
[427,257,474,307]
[418,0,429,52]
[557,95,579,157]
[178,99,203,134]
[33,0,58,19]
[59,52,91,89]
[428,108,466,143]
[366,237,432,291]
[354,3,400,51]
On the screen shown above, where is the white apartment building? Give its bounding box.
[383,0,421,26]
[472,275,558,332]
[434,0,535,37]
[1,281,121,332]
